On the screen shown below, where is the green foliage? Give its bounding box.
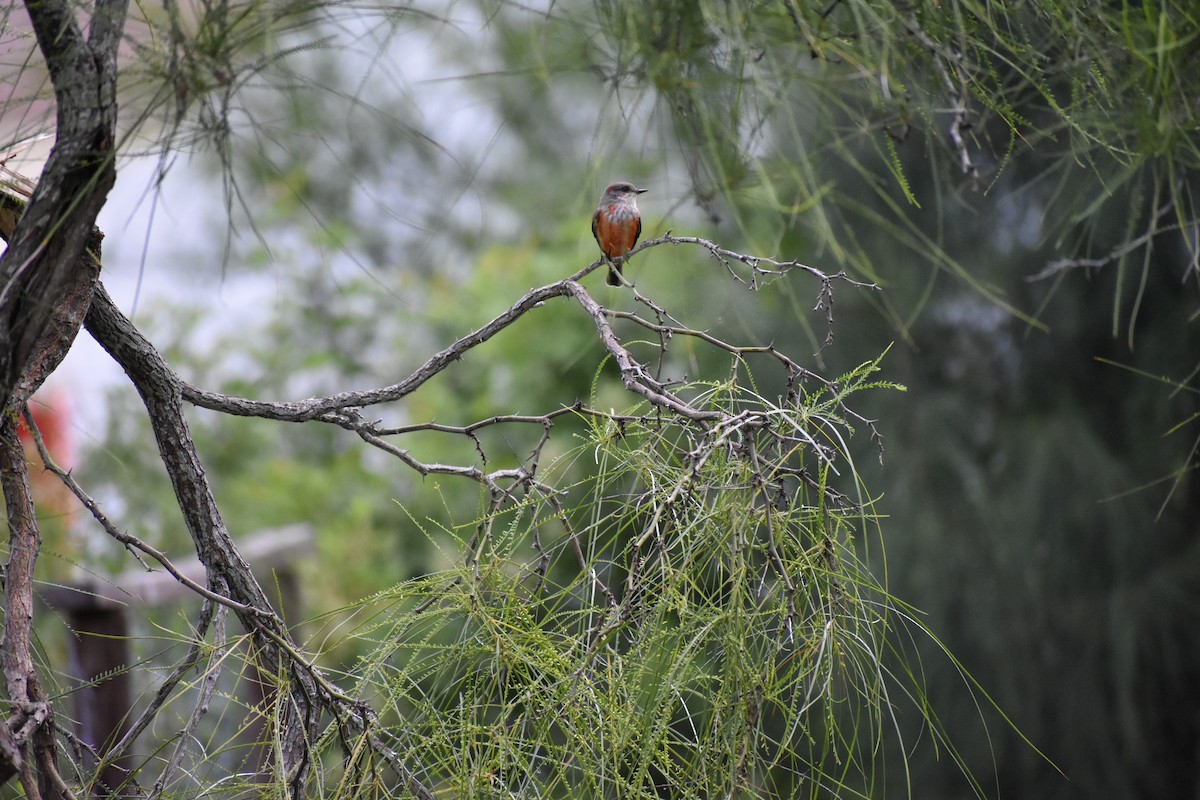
[301,358,926,799]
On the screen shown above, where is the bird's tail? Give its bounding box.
[606,263,621,286]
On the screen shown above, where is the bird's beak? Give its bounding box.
[636,188,649,194]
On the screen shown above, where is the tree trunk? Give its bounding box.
[0,0,129,408]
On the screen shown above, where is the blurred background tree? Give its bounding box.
[3,0,1196,797]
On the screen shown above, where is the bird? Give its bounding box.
[591,182,647,286]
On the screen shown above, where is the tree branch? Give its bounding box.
[1027,199,1187,281]
[181,237,871,423]
[0,417,72,800]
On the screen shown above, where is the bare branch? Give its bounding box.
[181,237,869,423]
[1028,199,1188,281]
[182,275,721,421]
[650,232,876,288]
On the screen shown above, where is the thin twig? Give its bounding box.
[1028,201,1187,281]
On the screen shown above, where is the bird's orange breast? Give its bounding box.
[593,206,642,261]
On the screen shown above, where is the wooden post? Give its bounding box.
[64,603,133,796]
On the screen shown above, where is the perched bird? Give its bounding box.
[591,181,647,285]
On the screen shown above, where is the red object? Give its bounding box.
[17,391,74,467]
[16,390,77,526]
[592,182,647,286]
